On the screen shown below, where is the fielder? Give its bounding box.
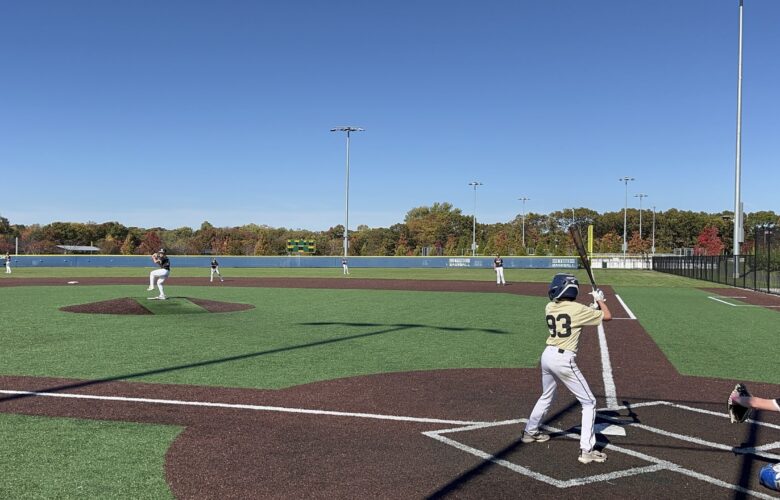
[342,258,349,275]
[522,273,612,464]
[493,255,506,285]
[210,257,224,282]
[4,253,10,274]
[147,249,170,300]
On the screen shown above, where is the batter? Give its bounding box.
[522,273,612,464]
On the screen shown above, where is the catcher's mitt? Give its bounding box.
[728,383,752,423]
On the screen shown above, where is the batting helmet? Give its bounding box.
[548,273,579,301]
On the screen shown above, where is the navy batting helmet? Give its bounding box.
[548,273,579,301]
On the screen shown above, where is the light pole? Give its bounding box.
[651,206,657,255]
[634,193,648,243]
[619,177,635,256]
[330,126,364,257]
[469,181,483,256]
[733,0,745,268]
[518,197,530,248]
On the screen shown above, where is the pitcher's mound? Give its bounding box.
[60,297,254,315]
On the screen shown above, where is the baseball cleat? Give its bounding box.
[146,286,155,291]
[578,450,607,464]
[521,431,550,443]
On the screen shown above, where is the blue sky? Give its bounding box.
[1,1,778,231]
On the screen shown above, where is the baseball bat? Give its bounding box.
[568,225,597,289]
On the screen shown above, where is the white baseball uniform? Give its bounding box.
[525,299,604,453]
[148,254,171,299]
[4,254,10,274]
[493,257,505,285]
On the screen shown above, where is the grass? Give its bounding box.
[615,286,780,385]
[0,413,180,499]
[0,266,772,497]
[2,265,726,287]
[0,285,547,388]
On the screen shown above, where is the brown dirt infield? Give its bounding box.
[59,297,255,315]
[2,277,780,498]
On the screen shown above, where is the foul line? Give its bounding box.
[0,389,485,426]
[614,294,637,319]
[597,323,618,409]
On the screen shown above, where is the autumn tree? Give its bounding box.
[694,226,725,256]
[138,231,163,255]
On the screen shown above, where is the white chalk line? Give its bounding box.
[3,388,776,496]
[426,409,779,498]
[708,296,780,308]
[0,389,484,426]
[597,323,618,409]
[614,294,637,320]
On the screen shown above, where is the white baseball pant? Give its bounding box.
[495,267,505,284]
[525,345,597,453]
[149,269,170,297]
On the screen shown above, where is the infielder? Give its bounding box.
[522,273,612,464]
[147,249,170,300]
[4,253,10,274]
[342,257,349,275]
[210,257,224,282]
[493,255,506,285]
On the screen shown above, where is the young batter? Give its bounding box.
[523,273,612,464]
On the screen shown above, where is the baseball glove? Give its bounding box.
[728,383,752,423]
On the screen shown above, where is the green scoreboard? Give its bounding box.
[287,239,316,254]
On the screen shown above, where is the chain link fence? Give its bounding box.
[653,224,780,295]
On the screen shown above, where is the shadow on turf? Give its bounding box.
[0,321,506,406]
[300,321,511,335]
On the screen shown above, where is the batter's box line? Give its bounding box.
[423,419,779,498]
[422,419,665,488]
[598,400,780,461]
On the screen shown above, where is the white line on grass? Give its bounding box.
[614,294,636,319]
[708,296,738,306]
[0,389,485,426]
[707,296,780,308]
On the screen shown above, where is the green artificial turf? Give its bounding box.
[0,285,549,389]
[0,413,180,499]
[2,266,723,287]
[614,286,780,385]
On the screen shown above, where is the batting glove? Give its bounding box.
[589,289,606,302]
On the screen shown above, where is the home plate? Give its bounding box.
[595,423,626,436]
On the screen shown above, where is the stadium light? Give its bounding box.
[634,194,648,243]
[469,181,483,256]
[330,126,364,258]
[733,0,745,275]
[518,197,530,248]
[619,177,635,256]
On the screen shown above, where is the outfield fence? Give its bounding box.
[653,241,780,296]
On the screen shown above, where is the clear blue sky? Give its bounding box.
[1,1,778,231]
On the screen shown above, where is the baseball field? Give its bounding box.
[1,267,779,499]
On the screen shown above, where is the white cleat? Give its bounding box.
[578,450,607,464]
[146,286,155,291]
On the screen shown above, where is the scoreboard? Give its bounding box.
[287,239,316,254]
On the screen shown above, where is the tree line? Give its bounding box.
[0,204,777,257]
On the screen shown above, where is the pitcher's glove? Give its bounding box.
[728,383,752,423]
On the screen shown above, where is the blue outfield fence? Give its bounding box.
[6,255,581,270]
